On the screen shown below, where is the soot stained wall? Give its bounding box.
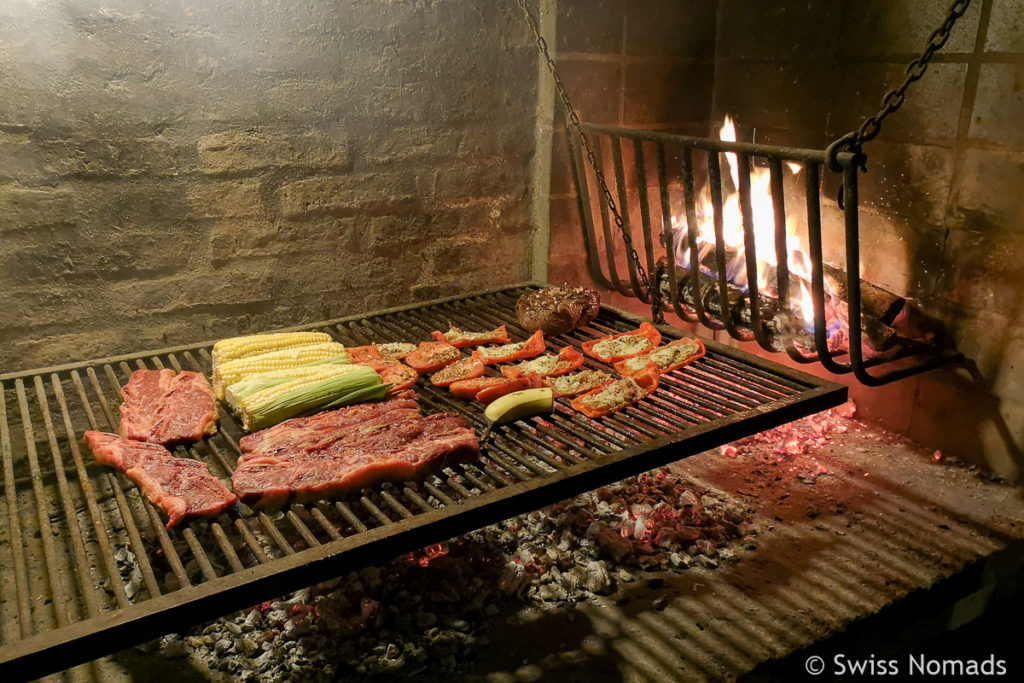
[712,0,1024,478]
[549,0,1024,477]
[0,0,539,372]
[547,0,717,305]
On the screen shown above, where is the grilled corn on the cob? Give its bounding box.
[212,331,333,369]
[225,364,388,431]
[212,342,350,400]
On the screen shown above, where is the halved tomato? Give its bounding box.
[544,369,612,398]
[431,324,511,349]
[403,341,461,373]
[361,359,419,393]
[373,342,417,361]
[430,357,485,387]
[500,345,584,379]
[472,330,546,365]
[475,374,545,405]
[346,345,383,363]
[613,337,706,376]
[569,363,660,418]
[580,322,662,363]
[449,376,509,400]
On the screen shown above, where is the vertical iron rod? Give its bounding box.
[610,135,643,297]
[568,131,618,291]
[50,375,132,610]
[737,153,773,351]
[681,147,722,329]
[630,139,657,302]
[0,382,33,638]
[709,152,746,340]
[593,135,630,292]
[15,379,72,628]
[32,376,100,619]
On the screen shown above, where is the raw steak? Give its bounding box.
[85,431,236,529]
[119,369,217,445]
[232,410,480,508]
[237,399,420,456]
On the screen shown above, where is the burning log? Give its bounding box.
[822,263,905,325]
[657,259,899,355]
[656,259,817,353]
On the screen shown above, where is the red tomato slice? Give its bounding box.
[403,341,461,373]
[449,376,508,400]
[430,357,485,387]
[475,374,545,405]
[613,337,706,376]
[500,345,584,379]
[580,322,662,363]
[569,363,660,418]
[372,342,417,361]
[361,360,419,393]
[346,346,383,363]
[430,324,511,349]
[471,330,546,365]
[543,369,613,398]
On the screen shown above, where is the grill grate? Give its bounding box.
[0,285,844,680]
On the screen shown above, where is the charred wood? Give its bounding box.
[656,260,816,353]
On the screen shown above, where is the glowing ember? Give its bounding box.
[719,400,858,482]
[406,541,452,567]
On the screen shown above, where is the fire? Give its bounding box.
[798,280,815,326]
[674,114,813,314]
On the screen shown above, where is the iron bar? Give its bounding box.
[32,377,100,620]
[15,379,73,629]
[0,383,32,639]
[50,375,132,611]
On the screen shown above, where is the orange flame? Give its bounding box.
[675,115,812,305]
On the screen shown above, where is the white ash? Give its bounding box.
[157,468,753,680]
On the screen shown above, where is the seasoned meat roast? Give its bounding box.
[516,285,601,336]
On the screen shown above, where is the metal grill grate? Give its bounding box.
[0,285,845,680]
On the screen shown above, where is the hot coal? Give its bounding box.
[154,468,753,680]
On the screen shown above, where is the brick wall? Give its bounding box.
[0,0,539,373]
[548,0,1024,479]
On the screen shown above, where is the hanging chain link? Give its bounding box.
[515,0,665,324]
[827,0,971,172]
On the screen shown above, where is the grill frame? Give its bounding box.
[0,284,845,681]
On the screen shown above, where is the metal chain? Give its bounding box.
[827,0,971,172]
[515,0,665,324]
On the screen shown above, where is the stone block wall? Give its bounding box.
[0,0,539,373]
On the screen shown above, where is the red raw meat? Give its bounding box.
[232,408,480,508]
[119,369,217,445]
[238,399,419,455]
[84,431,236,529]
